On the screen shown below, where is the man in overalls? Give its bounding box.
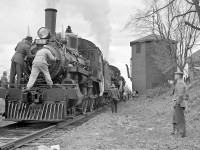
[110,84,120,113]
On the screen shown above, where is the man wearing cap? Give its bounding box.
[0,71,8,89]
[9,36,33,88]
[171,71,187,138]
[24,45,59,91]
[110,83,120,113]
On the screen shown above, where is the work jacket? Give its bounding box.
[11,40,31,65]
[172,80,187,108]
[110,87,120,101]
[0,76,8,89]
[33,48,55,65]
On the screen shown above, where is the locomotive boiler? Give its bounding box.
[0,8,125,122]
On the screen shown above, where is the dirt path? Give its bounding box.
[51,94,200,149]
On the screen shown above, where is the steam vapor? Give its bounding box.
[45,0,111,60]
[46,0,60,8]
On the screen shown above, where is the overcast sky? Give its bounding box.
[0,0,145,89]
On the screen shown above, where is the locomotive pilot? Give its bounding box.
[10,36,33,88]
[24,45,59,91]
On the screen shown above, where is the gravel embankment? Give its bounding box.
[50,94,200,150]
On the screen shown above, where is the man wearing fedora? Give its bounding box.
[9,36,33,88]
[110,83,120,113]
[171,70,187,138]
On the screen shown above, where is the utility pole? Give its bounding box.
[152,9,155,34]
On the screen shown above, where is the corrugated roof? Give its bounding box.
[130,34,176,45]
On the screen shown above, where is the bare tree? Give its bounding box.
[185,0,200,30]
[125,0,200,72]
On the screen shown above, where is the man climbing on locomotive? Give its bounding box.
[24,45,59,91]
[10,36,33,88]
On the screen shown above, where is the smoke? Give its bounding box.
[68,0,111,59]
[46,0,60,8]
[45,0,111,60]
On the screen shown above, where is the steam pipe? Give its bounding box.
[45,8,57,36]
[125,64,132,81]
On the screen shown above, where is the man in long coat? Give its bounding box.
[171,71,187,138]
[10,36,33,88]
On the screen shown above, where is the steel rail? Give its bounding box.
[0,107,106,150]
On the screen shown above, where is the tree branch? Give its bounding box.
[172,10,196,21]
[192,0,200,22]
[134,0,176,21]
[185,0,195,5]
[185,21,200,30]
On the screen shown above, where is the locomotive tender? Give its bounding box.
[0,8,125,122]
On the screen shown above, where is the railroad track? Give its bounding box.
[0,106,107,150]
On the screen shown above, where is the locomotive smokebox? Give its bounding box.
[45,8,57,36]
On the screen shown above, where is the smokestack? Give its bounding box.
[45,8,57,36]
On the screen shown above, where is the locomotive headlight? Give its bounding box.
[37,27,51,39]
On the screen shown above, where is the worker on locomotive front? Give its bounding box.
[24,45,59,91]
[9,36,33,88]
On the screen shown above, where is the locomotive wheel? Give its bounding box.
[89,98,94,112]
[82,99,88,115]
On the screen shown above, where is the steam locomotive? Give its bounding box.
[0,8,125,122]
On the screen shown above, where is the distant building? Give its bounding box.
[130,34,176,94]
[188,50,200,81]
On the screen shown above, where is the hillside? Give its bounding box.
[48,80,200,150]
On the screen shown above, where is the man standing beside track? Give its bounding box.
[171,71,187,138]
[110,84,120,113]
